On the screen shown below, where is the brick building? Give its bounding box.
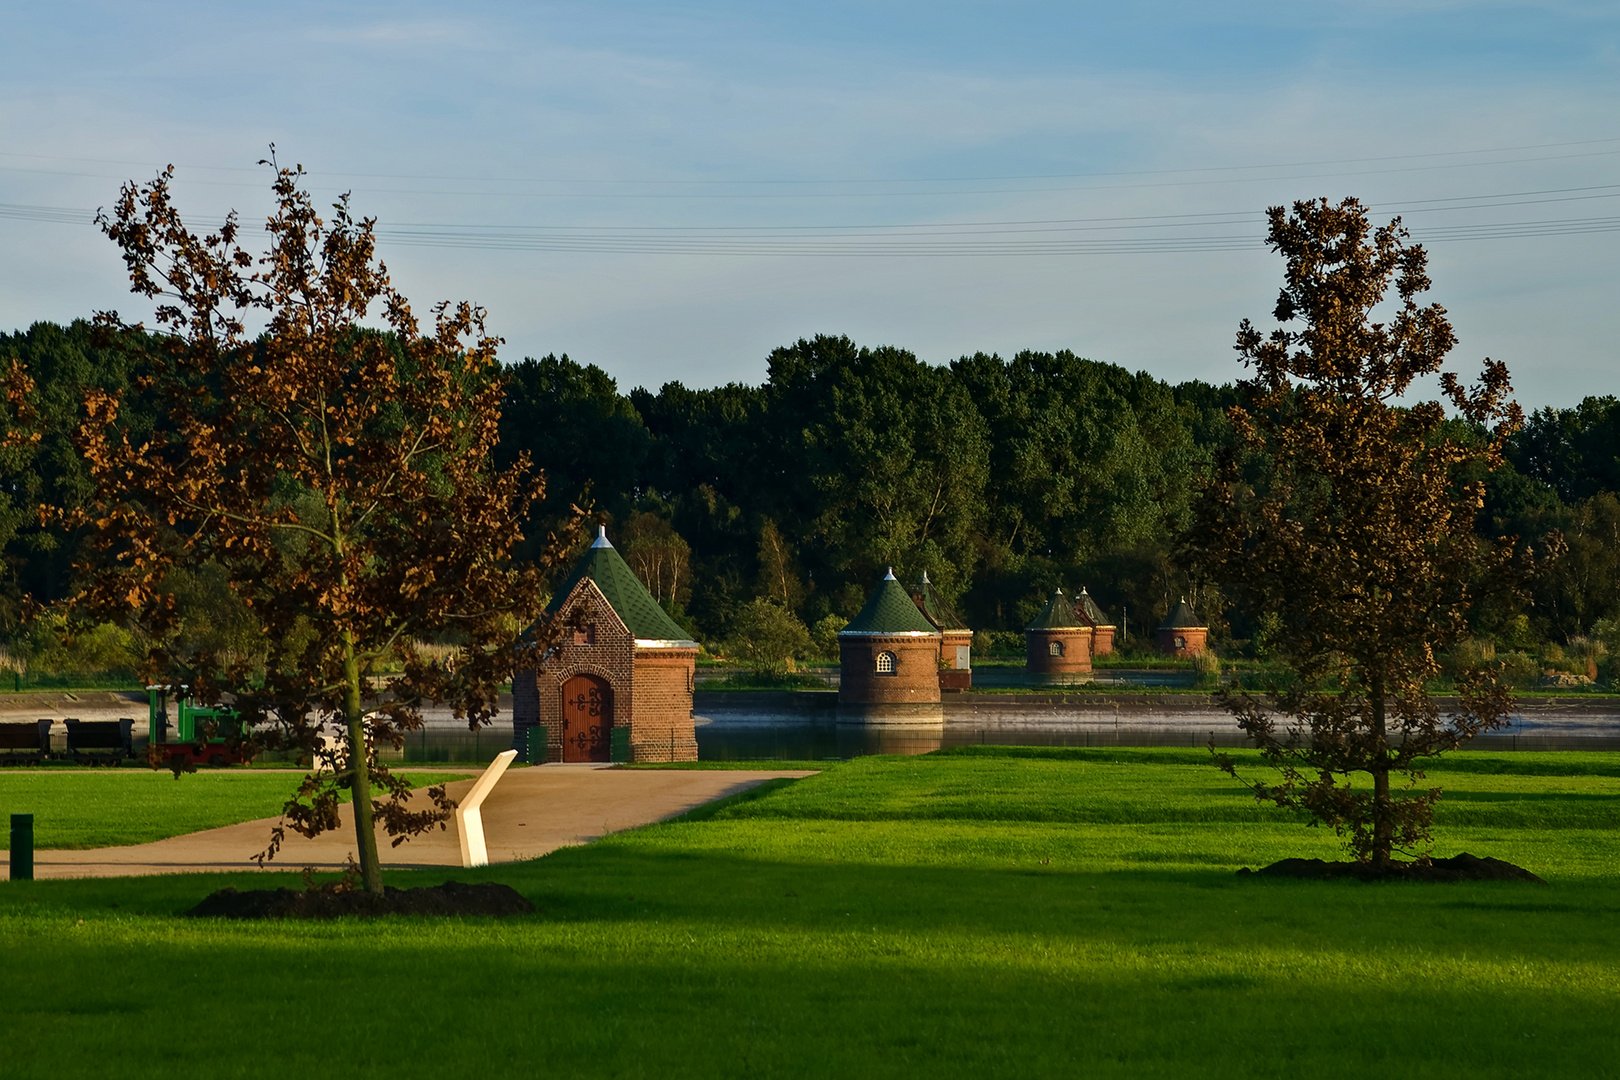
[839,569,943,722]
[1075,587,1117,656]
[911,571,973,691]
[1024,588,1095,682]
[1155,598,1209,658]
[514,527,699,763]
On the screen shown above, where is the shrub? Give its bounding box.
[810,614,847,661]
[727,600,812,677]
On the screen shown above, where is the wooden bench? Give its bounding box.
[63,718,135,759]
[0,720,51,757]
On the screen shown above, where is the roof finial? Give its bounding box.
[592,525,612,549]
[920,570,931,584]
[884,566,896,580]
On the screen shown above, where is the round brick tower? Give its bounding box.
[838,569,943,725]
[1025,589,1095,684]
[1075,587,1117,656]
[1155,597,1209,657]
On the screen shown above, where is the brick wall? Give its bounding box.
[839,634,942,705]
[630,647,699,762]
[1091,625,1116,656]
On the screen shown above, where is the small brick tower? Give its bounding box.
[1075,587,1117,657]
[1025,588,1095,682]
[514,526,700,763]
[839,568,943,723]
[1155,598,1209,658]
[912,571,973,691]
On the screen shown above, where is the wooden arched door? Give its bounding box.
[561,674,613,763]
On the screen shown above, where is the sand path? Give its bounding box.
[1,765,813,880]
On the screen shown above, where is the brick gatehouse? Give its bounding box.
[1025,588,1095,683]
[838,569,943,724]
[1075,587,1116,656]
[513,527,699,763]
[912,571,973,691]
[1155,598,1209,657]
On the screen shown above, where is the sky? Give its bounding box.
[1,1,1617,406]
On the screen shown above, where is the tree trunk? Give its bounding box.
[343,628,384,894]
[1369,671,1392,864]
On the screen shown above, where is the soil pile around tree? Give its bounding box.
[186,881,536,919]
[1240,853,1544,884]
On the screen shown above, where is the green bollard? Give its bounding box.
[10,813,33,881]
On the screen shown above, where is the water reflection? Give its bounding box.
[362,714,1620,765]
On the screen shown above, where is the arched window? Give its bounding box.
[1049,640,1064,657]
[875,651,897,675]
[1174,635,1187,650]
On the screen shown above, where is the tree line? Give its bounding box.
[2,318,1617,660]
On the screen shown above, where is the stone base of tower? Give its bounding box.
[836,702,946,727]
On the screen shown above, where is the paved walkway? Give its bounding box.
[2,766,814,880]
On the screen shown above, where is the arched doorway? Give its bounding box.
[560,674,613,763]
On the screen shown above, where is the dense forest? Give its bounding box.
[3,319,1620,668]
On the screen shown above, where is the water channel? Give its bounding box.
[382,686,1620,764]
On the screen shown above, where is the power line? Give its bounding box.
[2,135,1617,186]
[7,189,1620,255]
[3,146,1619,201]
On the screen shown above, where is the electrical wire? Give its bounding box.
[5,187,1620,255]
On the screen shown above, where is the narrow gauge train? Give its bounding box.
[147,685,255,767]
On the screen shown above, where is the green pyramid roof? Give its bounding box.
[1076,587,1112,627]
[841,570,941,636]
[913,572,970,631]
[1026,589,1086,630]
[548,527,696,644]
[1159,598,1205,630]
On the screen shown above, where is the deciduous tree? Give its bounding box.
[77,157,573,893]
[1187,197,1537,864]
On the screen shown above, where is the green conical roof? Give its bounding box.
[548,527,696,644]
[1026,589,1085,630]
[1076,587,1112,627]
[914,571,970,631]
[1159,598,1205,630]
[841,569,941,636]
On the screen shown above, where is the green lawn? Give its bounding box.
[1,747,1618,1078]
[0,769,470,849]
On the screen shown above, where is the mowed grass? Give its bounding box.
[0,769,472,849]
[0,747,1618,1079]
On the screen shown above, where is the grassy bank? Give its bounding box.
[0,770,470,849]
[1,748,1618,1078]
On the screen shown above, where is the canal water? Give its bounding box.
[381,689,1620,764]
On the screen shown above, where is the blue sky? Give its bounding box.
[2,2,1617,405]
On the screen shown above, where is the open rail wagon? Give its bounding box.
[148,686,255,768]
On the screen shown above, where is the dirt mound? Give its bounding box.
[186,881,536,919]
[1239,853,1544,884]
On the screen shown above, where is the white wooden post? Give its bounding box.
[456,749,517,869]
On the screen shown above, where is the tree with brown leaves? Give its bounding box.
[77,155,574,893]
[1187,197,1540,864]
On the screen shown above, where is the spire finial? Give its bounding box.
[884,566,896,580]
[592,525,612,549]
[920,570,931,584]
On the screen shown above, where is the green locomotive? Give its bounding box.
[147,686,255,767]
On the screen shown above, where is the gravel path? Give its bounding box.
[1,766,814,880]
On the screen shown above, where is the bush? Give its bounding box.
[726,600,812,677]
[810,614,847,661]
[972,630,1025,657]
